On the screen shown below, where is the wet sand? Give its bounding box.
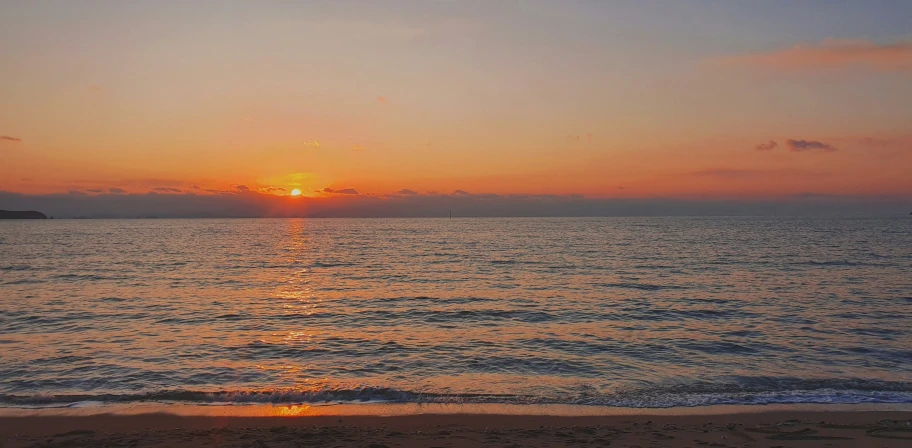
[1,410,911,448]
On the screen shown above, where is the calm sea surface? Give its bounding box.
[1,217,911,408]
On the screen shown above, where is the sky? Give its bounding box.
[1,1,911,216]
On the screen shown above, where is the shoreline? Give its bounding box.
[2,401,912,418]
[1,406,910,447]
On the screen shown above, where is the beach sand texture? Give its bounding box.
[2,411,911,448]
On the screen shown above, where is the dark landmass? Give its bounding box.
[0,209,48,219]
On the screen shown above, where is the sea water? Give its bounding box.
[1,217,910,408]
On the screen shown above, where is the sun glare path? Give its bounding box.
[290,189,302,196]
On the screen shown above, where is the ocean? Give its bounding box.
[1,217,910,409]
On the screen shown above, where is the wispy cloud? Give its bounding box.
[1,135,22,143]
[852,136,912,148]
[397,189,418,195]
[152,187,182,193]
[755,140,778,151]
[718,38,912,72]
[691,168,817,179]
[786,139,838,153]
[323,187,359,195]
[303,140,320,147]
[377,96,387,104]
[108,187,126,194]
[236,185,250,191]
[453,190,470,195]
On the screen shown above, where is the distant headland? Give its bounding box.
[0,209,48,219]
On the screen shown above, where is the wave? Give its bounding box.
[596,282,686,291]
[3,379,911,409]
[0,264,34,271]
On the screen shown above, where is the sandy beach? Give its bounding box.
[1,409,911,448]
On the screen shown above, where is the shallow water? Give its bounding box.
[1,217,910,408]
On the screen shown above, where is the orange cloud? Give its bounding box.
[376,96,387,104]
[755,140,778,151]
[718,38,912,72]
[1,135,22,143]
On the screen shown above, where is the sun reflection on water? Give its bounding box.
[270,404,314,416]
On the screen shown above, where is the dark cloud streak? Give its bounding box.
[323,187,359,195]
[787,139,838,152]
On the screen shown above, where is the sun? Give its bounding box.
[290,189,302,196]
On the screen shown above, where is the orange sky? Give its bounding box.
[2,2,911,200]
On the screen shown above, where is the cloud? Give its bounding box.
[755,140,778,151]
[108,187,126,194]
[397,189,418,195]
[854,137,907,148]
[86,188,104,193]
[567,135,581,140]
[303,140,320,147]
[691,168,806,179]
[236,185,250,191]
[694,169,754,177]
[259,186,286,193]
[151,187,182,193]
[718,38,912,72]
[786,139,838,153]
[190,185,201,190]
[377,96,387,104]
[323,187,359,195]
[67,190,88,196]
[71,178,186,189]
[453,189,470,195]
[1,136,22,143]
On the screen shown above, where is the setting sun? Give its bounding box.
[290,189,302,197]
